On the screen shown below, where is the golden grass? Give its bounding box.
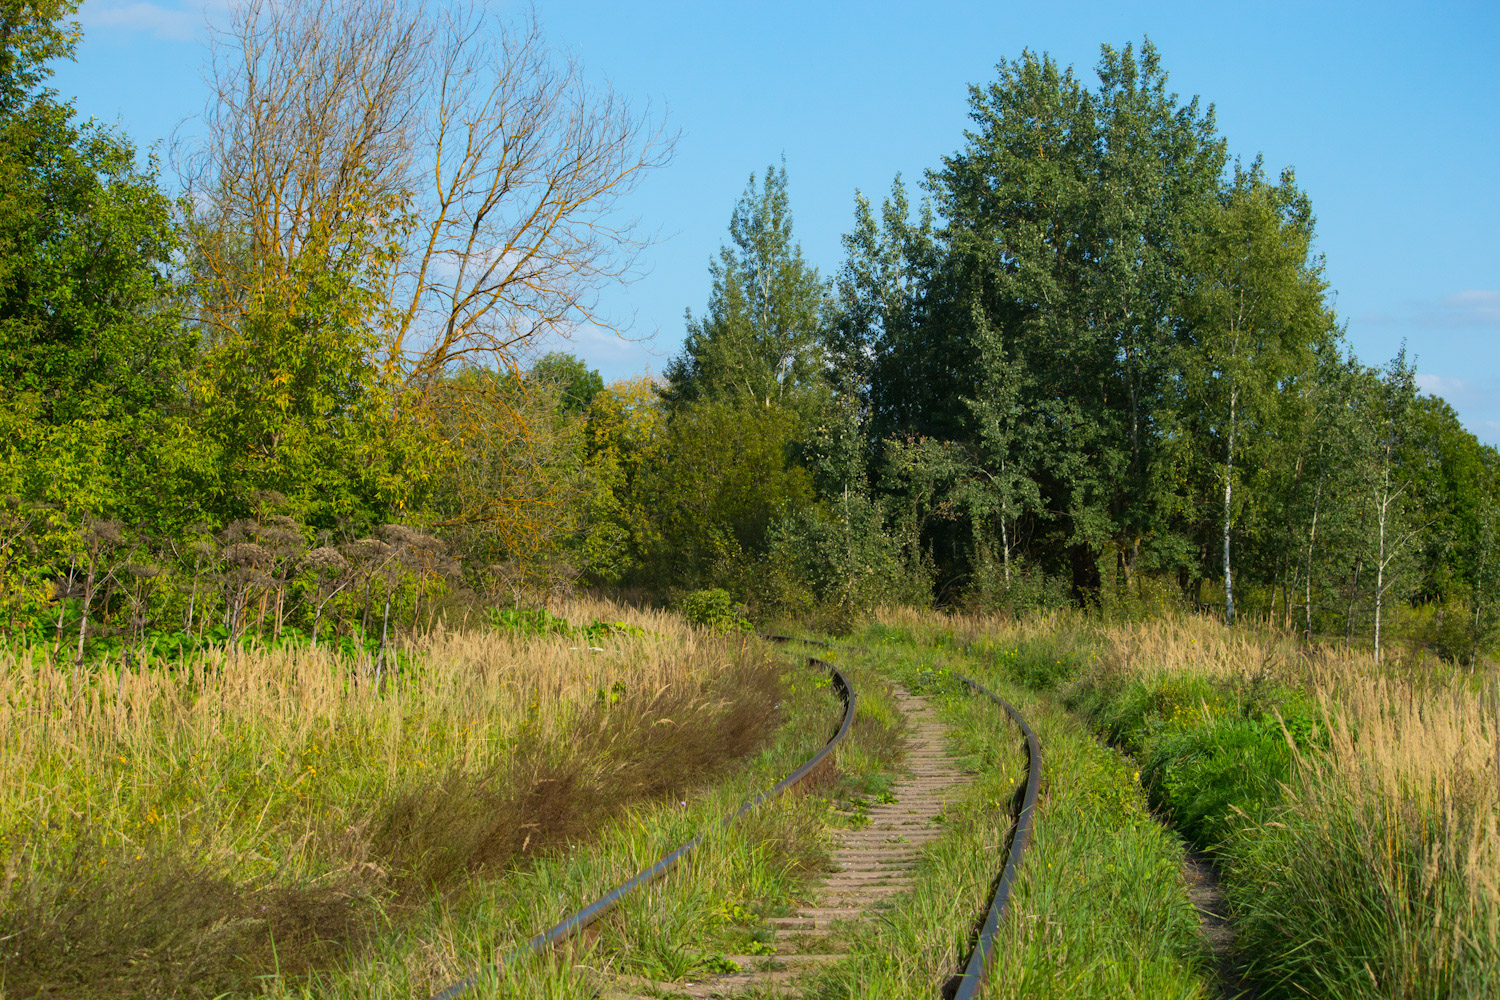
[874,604,1500,994]
[0,598,781,998]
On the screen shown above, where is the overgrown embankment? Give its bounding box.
[0,602,798,999]
[945,610,1500,1000]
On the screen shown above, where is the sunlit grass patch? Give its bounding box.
[1057,613,1500,999]
[0,602,810,998]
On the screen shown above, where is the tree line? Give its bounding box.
[0,3,1494,661]
[0,0,669,654]
[581,43,1498,660]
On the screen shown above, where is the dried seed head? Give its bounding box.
[229,566,274,589]
[377,523,418,548]
[261,525,304,551]
[303,546,348,574]
[222,519,261,544]
[124,563,162,580]
[343,538,393,563]
[84,518,123,546]
[224,542,272,568]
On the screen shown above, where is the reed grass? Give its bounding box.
[1078,616,1500,997]
[880,607,1500,998]
[0,599,796,998]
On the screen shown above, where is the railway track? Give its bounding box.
[428,636,1040,1000]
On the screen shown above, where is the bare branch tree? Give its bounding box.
[184,0,674,379]
[185,0,428,339]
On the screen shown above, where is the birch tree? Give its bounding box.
[1185,164,1329,624]
[1363,352,1422,661]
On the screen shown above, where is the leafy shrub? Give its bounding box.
[676,588,752,633]
[1070,670,1329,848]
[961,559,1071,616]
[487,606,574,636]
[487,606,649,642]
[756,501,921,633]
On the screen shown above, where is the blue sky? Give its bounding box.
[60,0,1500,444]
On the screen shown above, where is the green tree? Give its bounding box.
[579,377,667,583]
[0,1,192,518]
[921,39,1224,599]
[833,176,936,437]
[643,400,813,589]
[664,161,829,411]
[530,352,604,415]
[0,0,189,631]
[188,203,428,531]
[1182,163,1334,624]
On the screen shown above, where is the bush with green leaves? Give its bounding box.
[675,588,752,633]
[1068,669,1329,849]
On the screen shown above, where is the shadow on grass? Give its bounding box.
[1,660,785,999]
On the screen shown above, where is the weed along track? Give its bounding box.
[427,650,855,1000]
[423,637,1042,999]
[601,638,1042,1000]
[608,685,971,999]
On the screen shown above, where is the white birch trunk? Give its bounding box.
[1374,439,1394,664]
[1305,479,1321,641]
[1223,387,1237,625]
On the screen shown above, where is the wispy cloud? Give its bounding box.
[1415,372,1473,399]
[78,1,223,43]
[1360,289,1500,329]
[1416,375,1500,445]
[1440,290,1500,326]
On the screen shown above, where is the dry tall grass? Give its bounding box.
[0,599,781,998]
[873,606,1500,996]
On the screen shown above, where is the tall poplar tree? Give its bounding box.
[920,39,1224,598]
[663,161,829,411]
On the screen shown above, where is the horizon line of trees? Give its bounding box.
[0,4,1495,662]
[580,42,1498,661]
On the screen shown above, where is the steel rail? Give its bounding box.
[427,652,855,1000]
[950,672,1041,1000]
[765,634,1042,1000]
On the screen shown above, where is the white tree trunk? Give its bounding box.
[1305,479,1321,642]
[1000,457,1011,587]
[1223,388,1237,625]
[1374,448,1393,664]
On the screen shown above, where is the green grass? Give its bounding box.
[996,612,1500,1000]
[790,629,1214,1000]
[251,644,909,999]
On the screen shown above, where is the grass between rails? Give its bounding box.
[368,642,908,999]
[793,626,1214,1000]
[0,600,843,999]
